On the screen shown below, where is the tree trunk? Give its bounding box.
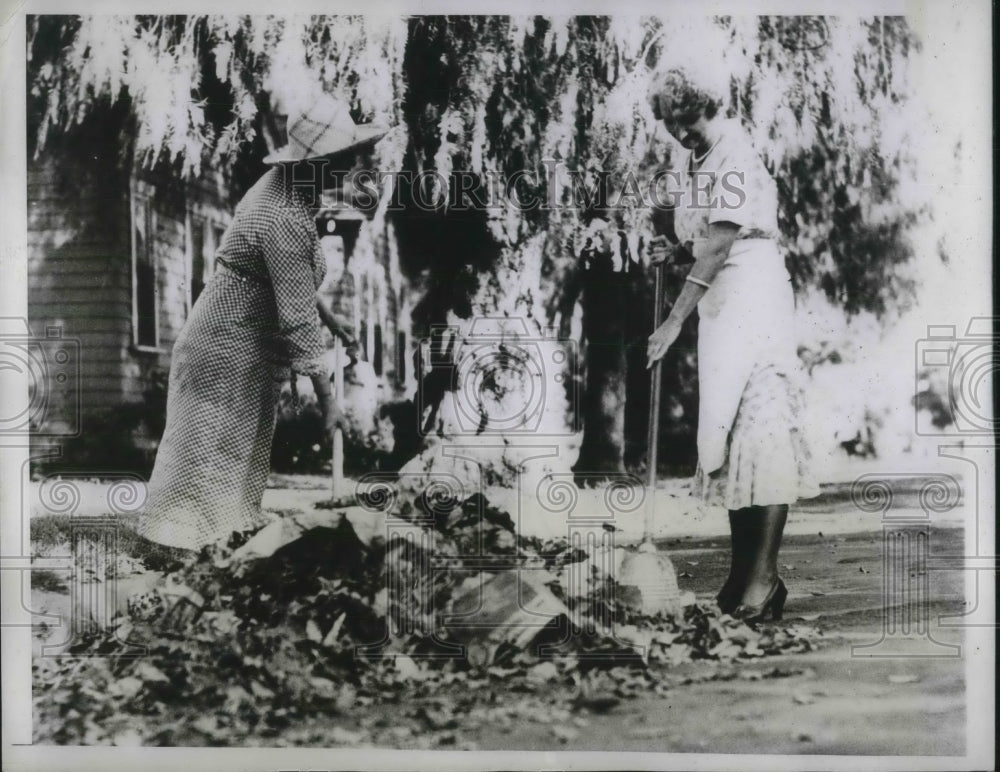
[573,253,631,480]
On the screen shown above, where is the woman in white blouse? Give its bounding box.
[645,67,819,623]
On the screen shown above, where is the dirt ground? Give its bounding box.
[251,526,964,755]
[29,481,970,755]
[468,526,968,754]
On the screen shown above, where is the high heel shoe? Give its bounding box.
[715,587,740,616]
[731,578,787,625]
[715,574,744,615]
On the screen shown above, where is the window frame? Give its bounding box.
[185,203,227,315]
[130,184,162,352]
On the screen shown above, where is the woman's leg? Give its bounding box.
[720,508,757,608]
[739,504,788,606]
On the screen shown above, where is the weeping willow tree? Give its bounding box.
[27,14,925,478]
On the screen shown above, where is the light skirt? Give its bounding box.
[693,364,820,510]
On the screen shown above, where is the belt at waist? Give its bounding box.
[725,238,781,264]
[217,257,268,285]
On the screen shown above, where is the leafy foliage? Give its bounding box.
[27,14,924,315]
[26,14,929,470]
[28,15,403,195]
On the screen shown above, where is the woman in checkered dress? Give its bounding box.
[139,96,386,554]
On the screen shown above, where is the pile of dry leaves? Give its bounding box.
[32,489,819,745]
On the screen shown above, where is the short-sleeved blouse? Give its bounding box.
[672,118,779,245]
[667,119,799,475]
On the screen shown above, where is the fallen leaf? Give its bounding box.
[133,662,169,684]
[192,716,220,736]
[527,662,559,683]
[336,683,357,712]
[416,705,457,730]
[108,676,143,699]
[112,729,143,746]
[305,619,323,643]
[552,725,579,742]
[323,611,346,647]
[395,655,426,681]
[574,694,621,714]
[371,587,388,617]
[309,677,338,698]
[331,726,365,745]
[250,680,274,699]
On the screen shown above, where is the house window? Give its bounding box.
[190,217,207,306]
[213,224,227,258]
[188,216,225,310]
[131,191,159,349]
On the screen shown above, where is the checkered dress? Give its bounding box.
[139,168,328,550]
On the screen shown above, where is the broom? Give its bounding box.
[616,229,685,618]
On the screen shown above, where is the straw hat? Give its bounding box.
[264,94,389,164]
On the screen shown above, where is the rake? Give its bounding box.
[616,241,685,617]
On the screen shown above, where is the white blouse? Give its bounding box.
[666,119,799,476]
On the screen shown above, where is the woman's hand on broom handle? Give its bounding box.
[316,294,355,346]
[647,319,682,367]
[647,235,677,265]
[647,235,697,266]
[312,372,346,437]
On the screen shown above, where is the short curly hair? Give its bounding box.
[648,67,725,122]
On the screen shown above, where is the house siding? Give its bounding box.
[27,156,131,435]
[28,149,409,465]
[27,155,234,442]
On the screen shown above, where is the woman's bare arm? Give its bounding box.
[646,221,740,367]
